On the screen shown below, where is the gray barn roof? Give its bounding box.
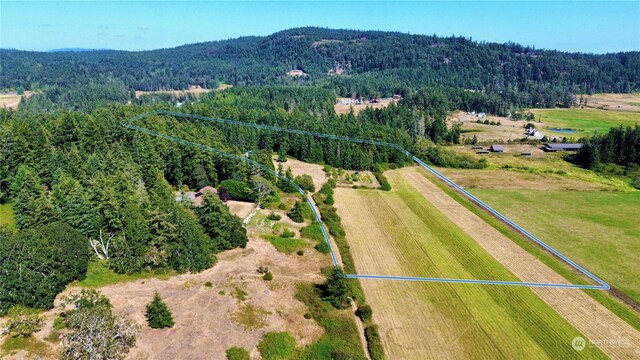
[490,144,504,151]
[544,143,583,150]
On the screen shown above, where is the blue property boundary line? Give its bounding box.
[122,110,609,290]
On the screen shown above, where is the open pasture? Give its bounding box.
[536,108,639,138]
[333,169,613,359]
[471,188,640,304]
[581,93,640,113]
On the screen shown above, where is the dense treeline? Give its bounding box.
[576,125,640,171]
[0,84,474,314]
[3,27,639,110]
[0,104,257,313]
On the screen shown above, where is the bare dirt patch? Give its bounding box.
[273,157,328,191]
[334,98,398,115]
[399,166,640,359]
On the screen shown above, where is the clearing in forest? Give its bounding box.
[334,97,398,115]
[333,167,640,359]
[273,157,328,191]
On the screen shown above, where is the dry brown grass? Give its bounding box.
[448,110,529,142]
[273,157,328,191]
[22,218,330,359]
[134,85,224,99]
[331,167,639,359]
[334,98,398,115]
[226,200,256,220]
[0,91,34,109]
[581,93,640,113]
[435,167,613,191]
[399,167,640,359]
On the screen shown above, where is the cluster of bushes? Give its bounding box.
[0,223,89,314]
[266,212,281,221]
[257,266,274,281]
[476,119,502,126]
[219,179,256,202]
[414,140,488,169]
[294,175,315,193]
[373,164,391,191]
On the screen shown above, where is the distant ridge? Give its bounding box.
[48,48,112,53]
[2,27,638,106]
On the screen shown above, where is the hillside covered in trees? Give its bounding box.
[3,27,640,111]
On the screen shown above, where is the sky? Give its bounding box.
[1,1,639,54]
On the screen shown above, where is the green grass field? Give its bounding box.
[0,203,15,228]
[471,189,640,304]
[262,234,306,254]
[76,261,177,288]
[537,108,639,137]
[335,172,607,359]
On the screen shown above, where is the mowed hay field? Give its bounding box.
[471,189,640,304]
[333,174,608,359]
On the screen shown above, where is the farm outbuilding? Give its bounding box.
[543,143,583,152]
[490,145,504,152]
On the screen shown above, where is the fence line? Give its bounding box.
[122,111,609,290]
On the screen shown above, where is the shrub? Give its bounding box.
[315,241,330,254]
[632,177,640,189]
[365,325,385,360]
[277,203,287,210]
[296,250,304,256]
[327,178,337,188]
[325,194,335,205]
[304,312,312,319]
[262,272,273,281]
[301,222,324,242]
[323,268,352,309]
[220,179,255,201]
[258,332,297,360]
[257,266,269,274]
[4,305,43,338]
[281,229,295,238]
[52,315,66,330]
[356,304,373,322]
[294,175,316,193]
[204,281,213,288]
[319,183,334,196]
[145,292,174,329]
[226,347,250,360]
[267,212,281,221]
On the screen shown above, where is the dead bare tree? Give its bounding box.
[89,230,114,261]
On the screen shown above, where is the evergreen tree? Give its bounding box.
[11,165,57,230]
[287,201,304,223]
[145,292,174,329]
[324,268,352,309]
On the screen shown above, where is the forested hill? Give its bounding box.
[2,27,639,102]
